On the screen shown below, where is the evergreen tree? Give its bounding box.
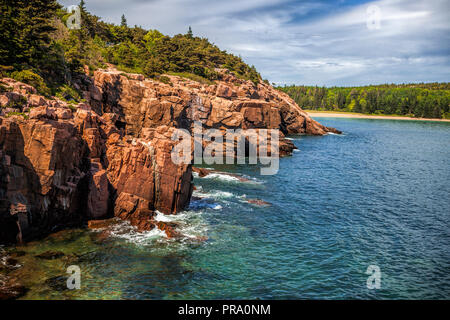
[187,26,193,38]
[121,14,127,27]
[0,0,60,67]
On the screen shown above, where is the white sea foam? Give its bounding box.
[240,174,264,185]
[193,189,234,199]
[201,172,241,182]
[182,227,209,239]
[326,132,345,136]
[189,198,227,211]
[154,210,174,222]
[167,209,209,240]
[285,136,302,141]
[106,207,210,246]
[108,220,167,245]
[155,210,204,225]
[102,183,244,245]
[194,170,264,185]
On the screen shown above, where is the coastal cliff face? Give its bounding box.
[0,78,193,243]
[85,68,339,155]
[0,69,338,244]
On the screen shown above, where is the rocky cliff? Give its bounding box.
[0,68,339,244]
[84,67,339,155]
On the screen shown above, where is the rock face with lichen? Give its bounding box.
[0,68,339,244]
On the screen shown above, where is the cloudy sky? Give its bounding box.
[59,0,450,86]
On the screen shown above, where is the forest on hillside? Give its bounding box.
[1,1,448,119]
[0,0,261,100]
[278,83,450,119]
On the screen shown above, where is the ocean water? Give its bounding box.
[3,118,450,299]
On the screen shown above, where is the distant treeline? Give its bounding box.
[277,83,450,119]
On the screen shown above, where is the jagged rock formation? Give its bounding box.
[0,69,339,243]
[85,68,339,156]
[0,79,193,243]
[105,127,193,219]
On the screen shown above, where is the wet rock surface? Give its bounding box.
[0,248,26,300]
[246,199,272,206]
[0,278,28,300]
[44,275,69,292]
[87,218,118,230]
[192,167,212,178]
[35,251,65,260]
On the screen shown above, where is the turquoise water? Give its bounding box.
[5,118,450,299]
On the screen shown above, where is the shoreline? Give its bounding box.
[305,111,450,122]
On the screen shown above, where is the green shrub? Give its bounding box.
[55,84,81,102]
[157,75,172,86]
[67,104,77,111]
[10,70,51,96]
[167,72,214,85]
[119,73,133,80]
[143,56,164,78]
[116,64,144,76]
[6,111,29,119]
[0,65,13,77]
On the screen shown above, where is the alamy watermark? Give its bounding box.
[366,265,381,289]
[366,5,381,30]
[67,265,81,289]
[171,121,280,175]
[170,95,280,175]
[66,5,81,30]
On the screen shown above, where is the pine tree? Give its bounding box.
[63,0,91,72]
[121,14,127,27]
[187,26,193,38]
[0,0,61,67]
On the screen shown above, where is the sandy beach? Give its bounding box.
[306,111,450,122]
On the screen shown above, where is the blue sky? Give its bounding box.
[59,0,450,86]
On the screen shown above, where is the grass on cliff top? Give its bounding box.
[6,111,29,119]
[115,67,212,86]
[166,72,215,85]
